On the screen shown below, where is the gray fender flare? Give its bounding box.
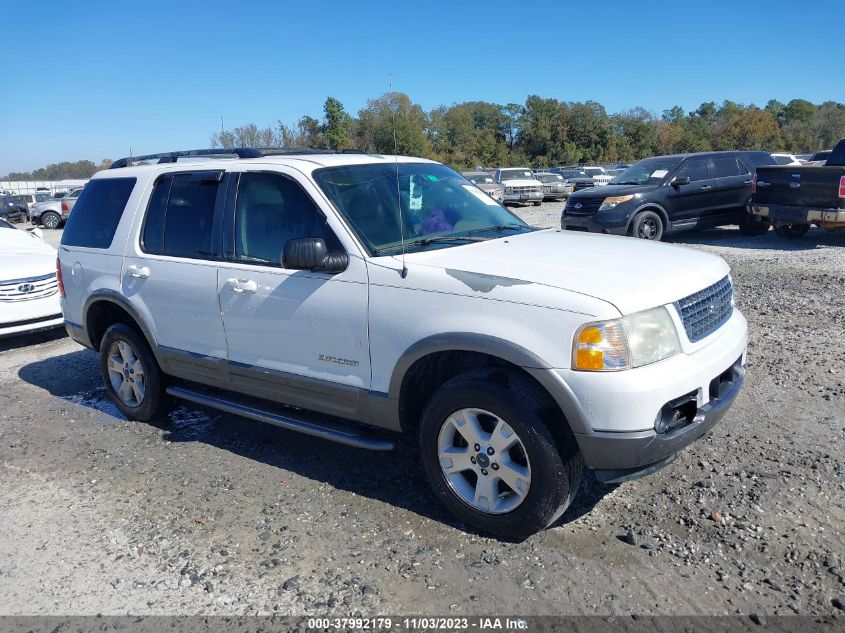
[82,290,160,358]
[388,333,591,435]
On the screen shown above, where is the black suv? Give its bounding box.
[0,195,26,223]
[561,151,776,240]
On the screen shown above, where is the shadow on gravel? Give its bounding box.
[19,349,619,541]
[0,327,66,353]
[666,225,843,251]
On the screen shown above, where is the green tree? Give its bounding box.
[321,97,352,150]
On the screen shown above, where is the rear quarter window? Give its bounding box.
[61,178,136,248]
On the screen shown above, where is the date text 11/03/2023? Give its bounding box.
[306,617,529,630]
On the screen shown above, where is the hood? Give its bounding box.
[404,229,728,315]
[476,183,502,193]
[569,183,659,199]
[0,229,56,280]
[501,178,541,187]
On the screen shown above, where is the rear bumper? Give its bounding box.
[751,203,845,225]
[578,356,744,483]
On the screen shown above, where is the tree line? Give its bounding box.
[210,94,845,169]
[6,95,843,180]
[3,159,112,181]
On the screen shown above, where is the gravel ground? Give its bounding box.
[1,211,843,617]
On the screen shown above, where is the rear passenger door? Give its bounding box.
[664,157,717,226]
[708,156,752,218]
[122,170,229,387]
[215,168,371,415]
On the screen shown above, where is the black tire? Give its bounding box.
[42,211,61,229]
[99,323,168,422]
[775,223,810,239]
[629,209,664,241]
[418,369,582,540]
[532,201,542,207]
[739,207,770,236]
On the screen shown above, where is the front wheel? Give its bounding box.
[419,369,582,540]
[775,223,810,238]
[630,210,664,240]
[41,211,61,229]
[532,201,542,207]
[99,323,168,422]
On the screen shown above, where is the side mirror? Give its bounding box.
[672,176,691,187]
[282,238,348,274]
[30,227,44,239]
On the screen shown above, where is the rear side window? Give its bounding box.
[713,157,748,178]
[61,178,136,248]
[142,171,222,259]
[676,158,711,182]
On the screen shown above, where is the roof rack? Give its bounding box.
[110,147,339,169]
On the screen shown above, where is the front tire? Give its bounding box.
[532,201,542,207]
[775,223,810,238]
[419,369,582,540]
[41,211,61,229]
[99,323,167,422]
[630,210,664,240]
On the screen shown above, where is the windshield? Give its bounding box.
[467,174,495,185]
[560,170,587,179]
[0,217,13,229]
[35,193,50,201]
[536,174,563,183]
[498,169,533,181]
[314,163,532,255]
[610,157,681,185]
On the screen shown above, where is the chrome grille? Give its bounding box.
[0,273,58,302]
[674,276,733,342]
[508,185,541,194]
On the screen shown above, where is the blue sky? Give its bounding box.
[2,0,842,174]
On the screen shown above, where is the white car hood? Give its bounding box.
[405,229,729,315]
[0,230,57,281]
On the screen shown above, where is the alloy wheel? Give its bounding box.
[106,340,146,407]
[437,408,531,514]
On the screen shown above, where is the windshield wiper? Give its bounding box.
[373,235,487,255]
[464,223,530,236]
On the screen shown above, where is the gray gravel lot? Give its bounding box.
[1,209,843,616]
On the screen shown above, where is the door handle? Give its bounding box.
[789,182,801,189]
[227,278,257,294]
[756,181,771,188]
[744,180,752,184]
[699,185,712,191]
[126,265,150,279]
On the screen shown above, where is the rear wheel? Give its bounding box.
[775,223,810,238]
[532,201,542,207]
[41,211,61,229]
[419,369,582,540]
[739,206,770,236]
[99,323,168,422]
[630,210,664,241]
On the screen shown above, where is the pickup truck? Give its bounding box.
[30,188,84,229]
[750,138,845,238]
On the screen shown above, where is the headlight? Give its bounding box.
[598,194,634,211]
[504,187,513,193]
[572,306,681,371]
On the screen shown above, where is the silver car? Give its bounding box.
[462,171,504,202]
[534,172,573,201]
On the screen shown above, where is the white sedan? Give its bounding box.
[0,219,64,338]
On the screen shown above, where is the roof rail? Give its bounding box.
[110,147,339,169]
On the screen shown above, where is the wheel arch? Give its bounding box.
[625,202,670,234]
[83,291,159,357]
[388,333,591,437]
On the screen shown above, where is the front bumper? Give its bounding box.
[578,355,744,483]
[0,313,64,338]
[503,191,543,203]
[560,212,628,235]
[751,203,845,227]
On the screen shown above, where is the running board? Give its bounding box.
[166,386,395,451]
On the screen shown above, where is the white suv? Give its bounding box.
[58,148,747,539]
